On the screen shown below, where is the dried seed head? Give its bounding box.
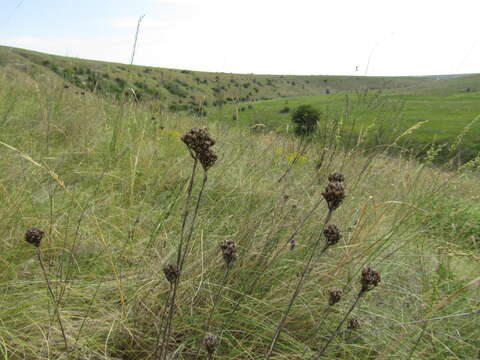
[197,148,218,171]
[163,264,180,284]
[328,288,343,306]
[288,238,296,250]
[220,240,237,266]
[181,127,216,151]
[328,172,345,184]
[322,181,345,211]
[25,227,44,247]
[347,318,361,330]
[323,225,342,247]
[181,128,217,171]
[361,267,381,292]
[203,333,218,355]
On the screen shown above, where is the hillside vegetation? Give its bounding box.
[0,46,437,104]
[2,46,479,164]
[208,91,480,163]
[0,58,479,359]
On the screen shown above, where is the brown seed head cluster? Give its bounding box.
[323,225,342,247]
[322,180,345,211]
[203,333,219,355]
[328,172,345,184]
[25,227,44,247]
[220,240,237,266]
[181,127,217,171]
[163,264,180,284]
[347,318,361,330]
[328,288,343,306]
[361,267,381,292]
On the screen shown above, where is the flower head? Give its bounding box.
[203,333,219,355]
[220,240,237,266]
[181,128,217,171]
[323,225,342,247]
[163,264,180,284]
[322,181,345,211]
[361,267,381,292]
[328,288,343,306]
[328,172,345,184]
[25,227,44,247]
[347,318,361,330]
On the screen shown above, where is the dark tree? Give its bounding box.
[291,105,320,136]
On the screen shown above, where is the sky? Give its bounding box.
[1,0,480,76]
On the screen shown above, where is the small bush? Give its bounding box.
[291,104,320,136]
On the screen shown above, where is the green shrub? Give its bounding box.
[291,104,320,136]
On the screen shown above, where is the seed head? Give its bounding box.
[322,181,345,211]
[323,225,342,247]
[203,333,218,355]
[328,172,345,184]
[288,238,296,250]
[361,267,381,292]
[220,240,237,266]
[181,128,217,171]
[347,318,361,330]
[181,127,216,152]
[163,264,180,284]
[25,227,44,247]
[197,148,218,171]
[328,288,343,306]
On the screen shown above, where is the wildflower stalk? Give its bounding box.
[36,247,69,351]
[194,265,232,360]
[160,171,209,359]
[25,228,69,351]
[265,210,333,360]
[159,128,217,360]
[266,173,345,359]
[311,267,380,359]
[177,158,198,263]
[153,283,174,358]
[310,291,363,359]
[179,171,208,270]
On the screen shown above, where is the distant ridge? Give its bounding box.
[0,45,441,103]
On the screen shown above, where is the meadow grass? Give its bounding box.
[207,91,480,163]
[0,68,479,359]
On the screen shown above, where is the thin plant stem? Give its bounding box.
[194,265,231,360]
[265,210,333,360]
[161,169,208,360]
[300,306,333,357]
[36,247,69,351]
[310,291,364,360]
[74,278,103,345]
[180,171,208,270]
[406,322,428,360]
[154,284,173,359]
[177,158,198,266]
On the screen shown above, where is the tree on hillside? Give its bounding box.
[291,104,320,136]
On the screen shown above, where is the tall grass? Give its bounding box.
[0,68,478,359]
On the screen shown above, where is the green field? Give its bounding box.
[207,91,480,162]
[0,47,479,359]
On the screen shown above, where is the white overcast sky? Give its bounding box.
[2,0,480,76]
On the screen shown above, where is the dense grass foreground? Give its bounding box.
[0,69,479,360]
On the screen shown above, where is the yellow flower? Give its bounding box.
[286,152,307,164]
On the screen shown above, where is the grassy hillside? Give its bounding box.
[0,64,479,359]
[0,46,437,105]
[3,46,480,163]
